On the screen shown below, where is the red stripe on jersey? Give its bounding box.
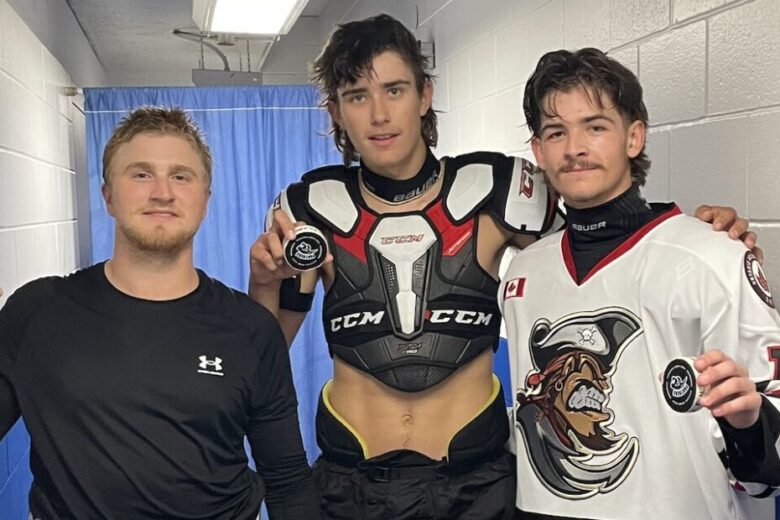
[332,207,376,263]
[562,205,682,285]
[426,201,474,256]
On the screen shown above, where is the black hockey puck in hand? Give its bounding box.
[283,224,328,271]
[662,357,704,413]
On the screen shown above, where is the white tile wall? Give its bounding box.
[643,129,671,202]
[609,46,638,75]
[470,36,497,100]
[416,0,778,240]
[496,17,530,91]
[563,0,611,51]
[527,0,564,63]
[641,22,706,124]
[708,0,780,115]
[670,116,748,214]
[746,110,780,220]
[0,0,84,302]
[673,0,727,23]
[609,0,670,48]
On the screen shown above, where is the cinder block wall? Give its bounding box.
[413,0,780,287]
[0,0,102,516]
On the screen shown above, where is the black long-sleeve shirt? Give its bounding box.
[0,264,319,519]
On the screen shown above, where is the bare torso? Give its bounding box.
[305,160,531,459]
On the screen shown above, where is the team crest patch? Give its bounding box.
[744,251,774,308]
[515,307,642,499]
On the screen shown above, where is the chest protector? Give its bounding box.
[277,152,554,392]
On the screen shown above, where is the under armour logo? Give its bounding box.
[197,355,224,376]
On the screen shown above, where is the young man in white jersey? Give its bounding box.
[501,48,780,519]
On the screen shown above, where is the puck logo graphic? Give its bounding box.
[744,251,774,308]
[283,225,328,271]
[662,357,703,413]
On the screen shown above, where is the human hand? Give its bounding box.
[694,205,762,262]
[695,349,761,429]
[249,209,302,288]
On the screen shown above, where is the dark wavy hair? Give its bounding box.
[311,14,437,166]
[523,48,651,185]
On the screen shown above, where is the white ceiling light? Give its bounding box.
[193,0,310,35]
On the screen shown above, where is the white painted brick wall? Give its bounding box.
[0,0,82,307]
[415,0,780,287]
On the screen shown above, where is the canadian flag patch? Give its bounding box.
[503,277,526,300]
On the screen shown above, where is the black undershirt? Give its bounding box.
[564,183,667,283]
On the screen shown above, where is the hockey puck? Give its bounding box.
[283,224,328,271]
[662,357,704,413]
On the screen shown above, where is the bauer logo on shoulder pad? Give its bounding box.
[744,251,774,308]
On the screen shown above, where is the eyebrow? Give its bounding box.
[539,114,616,134]
[339,80,412,98]
[122,162,198,175]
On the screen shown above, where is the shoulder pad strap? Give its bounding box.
[491,157,556,234]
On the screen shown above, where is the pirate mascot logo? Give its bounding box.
[516,308,642,499]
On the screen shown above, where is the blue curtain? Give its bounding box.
[84,86,340,472]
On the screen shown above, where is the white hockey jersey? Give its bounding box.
[500,206,780,520]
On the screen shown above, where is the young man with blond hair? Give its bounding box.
[0,107,318,519]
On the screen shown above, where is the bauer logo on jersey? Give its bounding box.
[744,251,774,308]
[504,277,526,300]
[515,308,642,499]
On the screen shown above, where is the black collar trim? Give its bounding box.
[360,149,440,204]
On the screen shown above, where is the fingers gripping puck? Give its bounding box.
[283,225,328,271]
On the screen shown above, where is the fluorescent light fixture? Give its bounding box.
[193,0,309,35]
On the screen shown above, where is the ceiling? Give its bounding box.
[66,0,337,86]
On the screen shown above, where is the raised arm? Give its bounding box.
[248,208,330,345]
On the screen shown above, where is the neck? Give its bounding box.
[360,148,440,204]
[105,242,199,300]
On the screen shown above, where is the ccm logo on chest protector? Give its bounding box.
[331,311,385,331]
[329,309,494,331]
[425,309,494,325]
[380,234,425,245]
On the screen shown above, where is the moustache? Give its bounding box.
[561,161,601,173]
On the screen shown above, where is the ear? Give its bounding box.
[626,120,645,159]
[101,183,115,217]
[327,100,342,127]
[419,80,433,117]
[530,136,547,171]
